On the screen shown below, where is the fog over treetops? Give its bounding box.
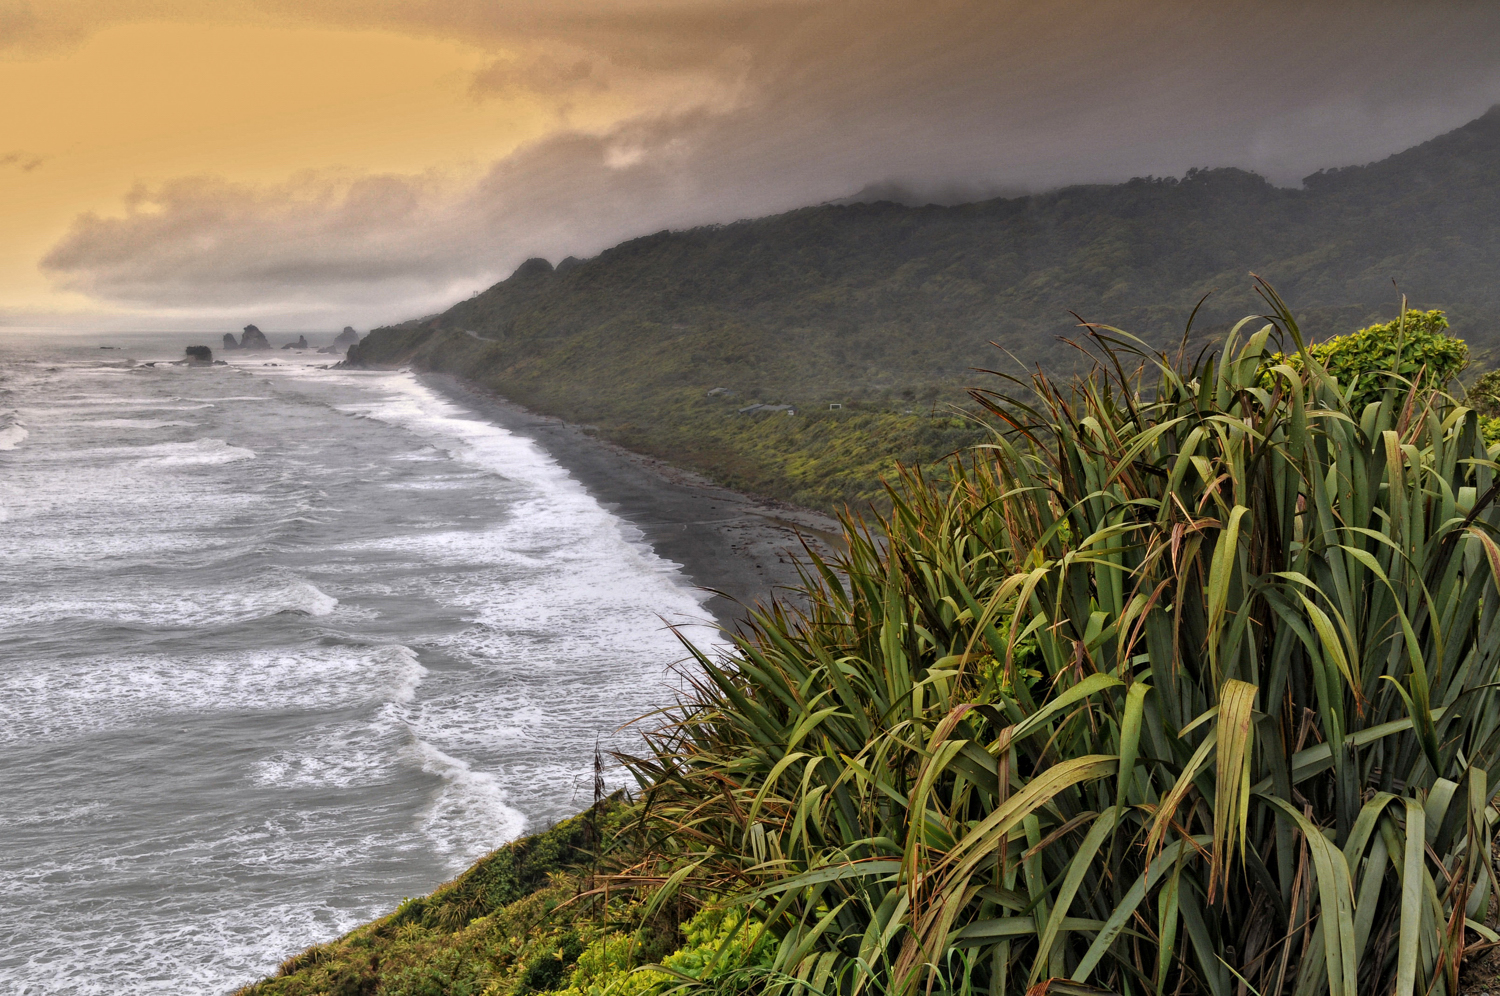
[344,104,1500,511]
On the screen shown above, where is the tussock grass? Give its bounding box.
[628,281,1500,995]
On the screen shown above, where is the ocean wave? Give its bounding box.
[383,645,426,703]
[251,648,426,791]
[0,644,426,746]
[282,579,339,617]
[179,396,273,402]
[0,576,340,630]
[414,739,527,859]
[253,745,395,792]
[56,394,190,405]
[40,437,257,467]
[49,402,215,413]
[0,816,390,995]
[135,438,255,467]
[0,413,28,450]
[85,419,201,429]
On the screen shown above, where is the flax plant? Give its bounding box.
[626,281,1500,996]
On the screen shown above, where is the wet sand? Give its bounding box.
[421,374,843,627]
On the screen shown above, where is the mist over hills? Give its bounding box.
[351,106,1500,509]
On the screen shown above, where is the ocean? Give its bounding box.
[0,332,721,994]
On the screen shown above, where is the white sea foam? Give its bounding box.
[136,437,255,466]
[4,900,374,996]
[253,742,396,791]
[251,648,426,791]
[48,403,214,413]
[180,396,273,402]
[0,418,27,450]
[0,576,339,630]
[414,740,528,857]
[0,644,422,745]
[383,645,428,703]
[26,437,256,466]
[85,418,200,428]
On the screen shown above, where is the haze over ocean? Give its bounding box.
[0,333,721,994]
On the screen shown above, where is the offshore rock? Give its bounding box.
[240,325,271,349]
[281,335,310,350]
[184,345,213,364]
[222,333,241,350]
[333,326,360,346]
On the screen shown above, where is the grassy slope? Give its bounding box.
[233,809,606,996]
[350,107,1500,512]
[234,802,734,996]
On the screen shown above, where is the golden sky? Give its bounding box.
[1,9,695,321]
[4,1,1500,331]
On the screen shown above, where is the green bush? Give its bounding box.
[1270,309,1465,411]
[551,909,772,996]
[632,285,1500,995]
[1469,369,1500,417]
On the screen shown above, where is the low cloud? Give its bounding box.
[35,0,1500,327]
[41,173,487,322]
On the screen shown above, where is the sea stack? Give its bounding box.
[222,332,241,350]
[184,345,213,364]
[240,325,271,349]
[281,335,310,350]
[321,327,360,354]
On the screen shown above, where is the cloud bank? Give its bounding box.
[35,0,1500,328]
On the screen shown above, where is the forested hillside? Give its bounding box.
[351,106,1500,511]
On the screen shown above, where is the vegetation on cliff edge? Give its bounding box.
[627,286,1500,994]
[261,288,1500,995]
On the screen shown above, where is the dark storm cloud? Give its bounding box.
[38,0,1500,325]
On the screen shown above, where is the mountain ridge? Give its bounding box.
[349,106,1500,510]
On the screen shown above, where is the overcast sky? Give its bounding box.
[4,0,1500,332]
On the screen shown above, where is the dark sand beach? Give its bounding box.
[421,374,843,626]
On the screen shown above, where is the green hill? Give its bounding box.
[350,106,1500,511]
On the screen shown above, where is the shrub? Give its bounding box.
[1270,308,1465,412]
[631,285,1500,996]
[551,909,772,996]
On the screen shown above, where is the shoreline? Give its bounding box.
[419,373,842,626]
